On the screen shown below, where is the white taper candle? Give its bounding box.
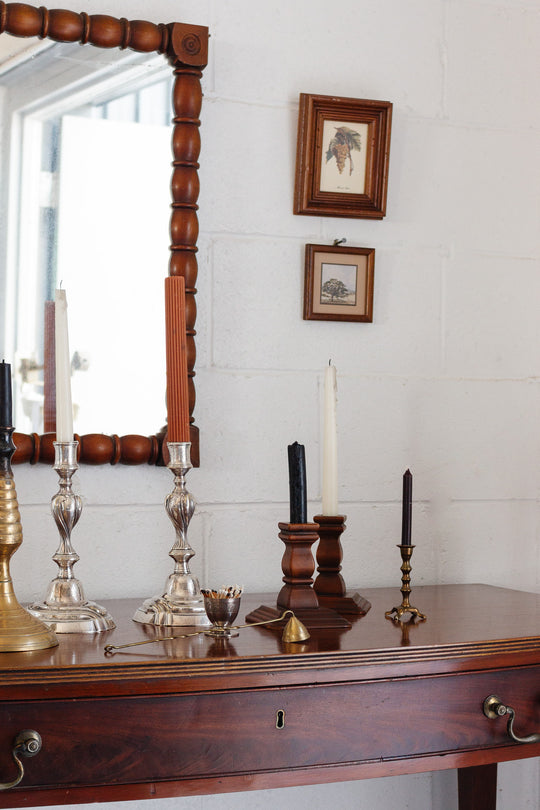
[322,362,338,515]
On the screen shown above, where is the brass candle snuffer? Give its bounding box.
[104,589,310,654]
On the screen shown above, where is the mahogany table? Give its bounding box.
[0,584,538,809]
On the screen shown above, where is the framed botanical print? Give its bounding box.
[294,93,392,219]
[303,243,375,323]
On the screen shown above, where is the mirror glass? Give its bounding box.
[0,42,173,436]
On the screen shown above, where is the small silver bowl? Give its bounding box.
[203,595,241,637]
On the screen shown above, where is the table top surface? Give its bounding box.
[0,584,539,696]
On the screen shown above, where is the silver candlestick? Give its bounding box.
[27,441,115,633]
[133,442,209,627]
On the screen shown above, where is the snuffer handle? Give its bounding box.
[0,730,42,791]
[483,695,540,745]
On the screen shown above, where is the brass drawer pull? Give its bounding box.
[483,695,540,745]
[0,730,42,791]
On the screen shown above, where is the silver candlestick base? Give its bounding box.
[27,441,115,634]
[133,442,209,627]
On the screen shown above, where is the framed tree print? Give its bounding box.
[294,93,392,219]
[303,243,375,323]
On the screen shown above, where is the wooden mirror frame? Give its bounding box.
[0,1,208,467]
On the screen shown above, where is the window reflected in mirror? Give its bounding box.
[1,43,172,437]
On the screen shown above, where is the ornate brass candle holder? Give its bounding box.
[0,427,57,651]
[385,544,426,622]
[133,442,209,627]
[28,441,115,633]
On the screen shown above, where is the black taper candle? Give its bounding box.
[288,442,307,524]
[401,468,412,545]
[0,361,13,429]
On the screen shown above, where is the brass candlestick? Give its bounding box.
[28,441,115,633]
[0,427,58,651]
[385,545,426,622]
[133,442,209,627]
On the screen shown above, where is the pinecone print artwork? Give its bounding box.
[326,126,362,175]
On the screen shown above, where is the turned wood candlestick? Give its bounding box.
[313,514,371,615]
[276,522,320,611]
[245,522,350,630]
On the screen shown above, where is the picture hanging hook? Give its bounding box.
[333,238,346,246]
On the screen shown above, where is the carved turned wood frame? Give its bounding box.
[0,2,208,467]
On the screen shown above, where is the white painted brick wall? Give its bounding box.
[7,0,540,807]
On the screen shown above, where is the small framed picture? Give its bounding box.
[294,93,392,219]
[303,243,374,323]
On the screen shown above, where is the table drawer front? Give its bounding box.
[1,666,538,790]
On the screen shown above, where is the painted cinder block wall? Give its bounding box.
[6,0,540,808]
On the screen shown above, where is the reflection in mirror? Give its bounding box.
[0,4,208,465]
[1,44,171,437]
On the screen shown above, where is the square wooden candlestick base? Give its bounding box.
[245,522,350,630]
[315,591,372,615]
[244,603,351,630]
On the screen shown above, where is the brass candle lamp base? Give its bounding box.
[313,514,371,615]
[0,427,58,652]
[385,544,426,622]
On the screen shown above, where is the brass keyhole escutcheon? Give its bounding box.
[276,709,285,729]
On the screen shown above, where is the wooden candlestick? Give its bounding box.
[245,522,350,630]
[313,514,371,615]
[276,522,320,612]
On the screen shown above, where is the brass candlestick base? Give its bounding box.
[133,442,209,627]
[385,544,426,622]
[0,428,58,651]
[313,514,371,615]
[28,441,115,634]
[245,522,350,630]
